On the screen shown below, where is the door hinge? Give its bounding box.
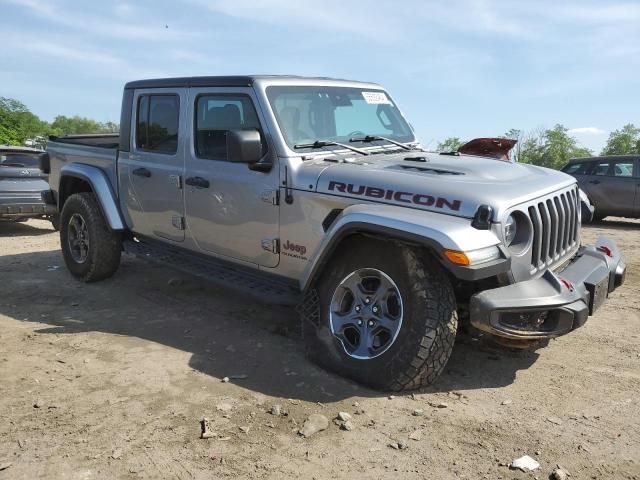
[172,216,185,230]
[261,238,279,254]
[169,175,182,190]
[169,174,182,190]
[261,189,279,205]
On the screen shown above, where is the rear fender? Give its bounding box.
[301,203,506,290]
[59,164,125,231]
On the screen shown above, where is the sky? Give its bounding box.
[2,0,639,153]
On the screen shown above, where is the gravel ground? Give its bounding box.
[1,218,639,479]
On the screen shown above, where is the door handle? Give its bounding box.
[185,176,210,188]
[132,167,151,178]
[588,180,600,185]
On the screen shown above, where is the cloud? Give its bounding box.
[568,127,607,136]
[2,31,166,81]
[6,0,194,41]
[556,3,640,24]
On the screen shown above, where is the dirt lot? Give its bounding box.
[1,218,638,479]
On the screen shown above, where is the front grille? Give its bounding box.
[528,187,579,271]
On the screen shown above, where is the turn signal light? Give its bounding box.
[444,250,470,266]
[444,246,502,266]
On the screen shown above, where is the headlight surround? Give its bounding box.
[503,211,532,254]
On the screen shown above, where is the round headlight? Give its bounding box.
[504,214,517,246]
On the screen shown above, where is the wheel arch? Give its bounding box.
[301,204,507,291]
[59,164,126,231]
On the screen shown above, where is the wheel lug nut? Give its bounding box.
[355,306,361,313]
[372,306,379,313]
[368,320,374,327]
[357,319,363,326]
[365,297,371,304]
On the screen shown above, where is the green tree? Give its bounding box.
[601,124,640,155]
[503,128,524,162]
[50,115,118,136]
[0,97,49,145]
[437,137,465,152]
[519,124,592,169]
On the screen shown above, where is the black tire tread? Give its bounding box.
[386,247,457,391]
[60,192,121,282]
[304,237,458,391]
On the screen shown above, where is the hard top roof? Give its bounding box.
[124,75,379,90]
[569,154,640,163]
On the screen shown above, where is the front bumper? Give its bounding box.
[470,235,626,340]
[0,195,55,218]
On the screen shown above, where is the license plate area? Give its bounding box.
[587,276,609,314]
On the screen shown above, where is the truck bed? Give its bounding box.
[47,135,120,194]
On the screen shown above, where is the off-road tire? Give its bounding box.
[60,192,121,282]
[303,236,458,391]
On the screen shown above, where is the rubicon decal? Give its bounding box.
[328,181,462,212]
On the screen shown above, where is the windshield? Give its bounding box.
[0,152,40,168]
[266,86,415,151]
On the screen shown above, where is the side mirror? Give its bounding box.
[226,129,263,164]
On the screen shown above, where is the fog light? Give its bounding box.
[534,310,549,327]
[499,310,550,331]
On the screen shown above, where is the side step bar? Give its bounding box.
[123,239,301,306]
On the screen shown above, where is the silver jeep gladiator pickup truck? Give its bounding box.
[41,75,626,391]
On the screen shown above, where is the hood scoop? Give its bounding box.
[389,164,464,176]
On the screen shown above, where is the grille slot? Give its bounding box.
[527,187,580,271]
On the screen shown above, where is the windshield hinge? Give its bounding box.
[284,166,293,204]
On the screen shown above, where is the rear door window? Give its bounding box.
[135,94,180,154]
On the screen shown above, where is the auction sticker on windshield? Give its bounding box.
[362,91,391,104]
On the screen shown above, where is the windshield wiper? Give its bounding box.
[349,135,420,151]
[294,140,369,156]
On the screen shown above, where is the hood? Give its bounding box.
[457,138,517,161]
[307,151,576,220]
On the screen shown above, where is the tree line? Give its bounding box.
[437,124,640,169]
[0,97,117,148]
